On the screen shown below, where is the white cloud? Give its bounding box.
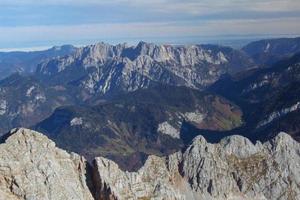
[2,0,300,14]
[0,0,299,49]
[0,17,299,44]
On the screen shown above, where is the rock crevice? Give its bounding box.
[95,132,300,200]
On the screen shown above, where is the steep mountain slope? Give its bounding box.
[210,53,300,141]
[0,73,75,134]
[243,37,300,66]
[0,45,76,80]
[36,42,255,99]
[0,128,93,200]
[96,132,300,200]
[34,85,242,171]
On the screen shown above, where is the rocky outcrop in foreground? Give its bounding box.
[95,132,300,200]
[0,128,93,200]
[0,128,299,200]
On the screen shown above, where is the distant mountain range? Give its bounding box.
[0,37,299,82]
[243,37,300,66]
[35,42,255,98]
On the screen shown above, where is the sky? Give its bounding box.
[0,0,300,50]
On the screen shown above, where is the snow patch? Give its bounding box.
[0,100,7,115]
[157,122,180,139]
[35,94,46,102]
[216,52,228,64]
[70,117,83,126]
[101,70,114,94]
[243,74,274,93]
[264,43,271,53]
[257,102,300,128]
[184,112,205,123]
[26,86,36,97]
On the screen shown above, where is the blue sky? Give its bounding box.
[0,0,300,50]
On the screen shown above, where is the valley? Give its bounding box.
[0,37,299,199]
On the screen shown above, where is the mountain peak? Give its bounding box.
[96,130,300,200]
[135,40,160,51]
[136,40,157,47]
[49,44,76,52]
[0,128,94,200]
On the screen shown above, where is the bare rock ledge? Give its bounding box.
[0,128,93,200]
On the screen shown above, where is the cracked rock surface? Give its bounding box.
[0,128,299,200]
[0,128,93,200]
[95,132,300,200]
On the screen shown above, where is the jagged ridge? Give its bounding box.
[0,128,299,200]
[95,132,300,200]
[36,42,255,97]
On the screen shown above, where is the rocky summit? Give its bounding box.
[0,128,299,200]
[95,132,300,200]
[0,128,93,200]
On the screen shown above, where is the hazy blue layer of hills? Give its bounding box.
[0,45,76,79]
[243,37,300,66]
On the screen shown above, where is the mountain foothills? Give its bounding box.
[243,37,300,66]
[0,37,299,199]
[210,52,300,142]
[0,128,299,200]
[35,85,242,170]
[0,73,76,133]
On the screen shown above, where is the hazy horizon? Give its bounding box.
[1,34,300,52]
[1,0,300,50]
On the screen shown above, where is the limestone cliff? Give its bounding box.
[0,128,93,200]
[0,128,299,200]
[95,132,300,200]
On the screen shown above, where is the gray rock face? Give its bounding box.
[95,132,300,200]
[37,42,254,96]
[0,128,93,200]
[94,155,188,200]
